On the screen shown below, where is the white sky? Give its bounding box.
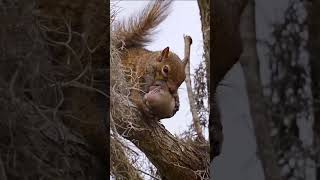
[113,0,207,138]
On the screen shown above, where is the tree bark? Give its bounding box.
[210,0,248,160]
[239,1,282,180]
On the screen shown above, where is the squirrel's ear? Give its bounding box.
[157,47,170,62]
[161,47,170,58]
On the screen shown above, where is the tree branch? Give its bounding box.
[184,35,205,141]
[111,103,208,180]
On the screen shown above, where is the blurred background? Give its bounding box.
[212,0,319,180]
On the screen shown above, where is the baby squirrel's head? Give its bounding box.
[154,47,187,94]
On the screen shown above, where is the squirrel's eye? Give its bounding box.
[162,65,169,76]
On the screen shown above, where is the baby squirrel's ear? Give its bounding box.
[157,47,170,62]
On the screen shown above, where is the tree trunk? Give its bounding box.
[306,1,320,179]
[239,1,282,180]
[210,0,248,161]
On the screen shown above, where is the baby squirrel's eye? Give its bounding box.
[162,65,169,77]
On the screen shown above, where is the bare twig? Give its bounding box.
[61,81,108,98]
[136,169,161,180]
[184,35,205,141]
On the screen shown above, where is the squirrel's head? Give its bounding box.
[154,47,188,94]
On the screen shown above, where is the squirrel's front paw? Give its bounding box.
[173,93,180,113]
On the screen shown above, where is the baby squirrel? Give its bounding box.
[114,0,191,119]
[144,81,175,119]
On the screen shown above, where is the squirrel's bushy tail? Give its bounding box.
[114,0,172,49]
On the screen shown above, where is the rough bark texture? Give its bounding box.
[0,0,108,179]
[112,102,209,180]
[306,1,320,179]
[239,1,282,180]
[210,0,248,161]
